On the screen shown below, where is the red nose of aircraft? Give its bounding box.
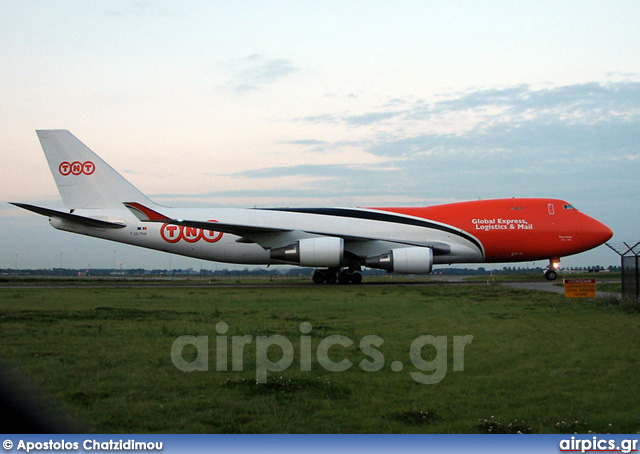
[583,214,613,250]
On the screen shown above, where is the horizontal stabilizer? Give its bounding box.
[10,203,126,229]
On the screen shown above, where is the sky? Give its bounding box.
[1,1,639,270]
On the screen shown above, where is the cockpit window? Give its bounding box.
[563,204,576,210]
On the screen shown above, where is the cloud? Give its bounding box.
[232,162,397,180]
[278,81,640,205]
[344,111,400,126]
[295,81,640,155]
[220,54,299,93]
[280,139,329,152]
[144,80,637,222]
[298,113,341,124]
[305,82,640,131]
[284,139,328,146]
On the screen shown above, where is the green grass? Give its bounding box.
[598,282,622,293]
[0,283,638,433]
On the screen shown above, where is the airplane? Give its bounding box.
[11,130,613,284]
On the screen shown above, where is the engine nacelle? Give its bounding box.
[270,237,344,267]
[365,247,433,274]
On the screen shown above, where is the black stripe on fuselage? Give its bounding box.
[260,207,483,254]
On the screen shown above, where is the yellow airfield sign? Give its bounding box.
[564,279,597,298]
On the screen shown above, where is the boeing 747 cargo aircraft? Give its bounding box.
[11,130,613,284]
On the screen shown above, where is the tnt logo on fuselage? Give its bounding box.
[59,161,95,176]
[160,222,223,243]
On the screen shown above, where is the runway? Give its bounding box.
[0,275,620,298]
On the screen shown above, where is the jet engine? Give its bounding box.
[365,247,433,274]
[270,237,344,267]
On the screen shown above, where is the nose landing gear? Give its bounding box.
[544,258,561,281]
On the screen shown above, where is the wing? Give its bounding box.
[123,202,288,237]
[124,202,451,255]
[11,203,126,229]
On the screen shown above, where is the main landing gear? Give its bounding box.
[544,258,561,281]
[312,268,363,285]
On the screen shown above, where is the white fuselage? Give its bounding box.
[52,207,483,266]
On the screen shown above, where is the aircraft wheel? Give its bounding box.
[312,271,325,284]
[338,271,351,285]
[544,269,558,281]
[350,272,363,285]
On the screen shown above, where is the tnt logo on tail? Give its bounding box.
[59,161,95,176]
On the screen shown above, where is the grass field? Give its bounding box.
[0,281,638,434]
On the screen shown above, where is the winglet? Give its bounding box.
[124,202,171,222]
